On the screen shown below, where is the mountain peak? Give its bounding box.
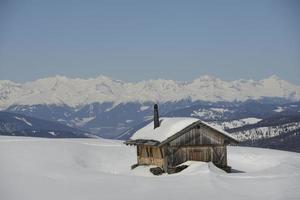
[95,75,113,80]
[0,80,18,86]
[264,75,281,81]
[198,75,219,81]
[0,75,299,109]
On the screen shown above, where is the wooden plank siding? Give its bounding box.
[137,145,164,168]
[169,125,225,147]
[165,146,227,167]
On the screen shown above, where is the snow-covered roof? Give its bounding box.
[131,117,199,142]
[130,117,237,143]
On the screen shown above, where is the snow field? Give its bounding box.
[0,136,299,200]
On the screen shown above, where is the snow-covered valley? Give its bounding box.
[0,136,299,200]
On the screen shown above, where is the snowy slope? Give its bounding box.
[0,111,90,138]
[211,118,262,129]
[1,75,300,109]
[232,122,300,141]
[0,136,299,200]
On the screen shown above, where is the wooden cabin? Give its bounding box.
[125,104,238,173]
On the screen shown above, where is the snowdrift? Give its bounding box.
[0,136,299,200]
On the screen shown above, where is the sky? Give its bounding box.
[0,0,299,84]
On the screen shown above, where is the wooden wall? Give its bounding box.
[169,125,225,147]
[166,145,227,167]
[137,145,164,168]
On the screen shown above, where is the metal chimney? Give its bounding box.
[154,104,160,129]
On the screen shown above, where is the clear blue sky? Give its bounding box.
[0,0,299,83]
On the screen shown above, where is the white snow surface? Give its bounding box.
[233,122,300,141]
[241,117,262,124]
[0,136,299,200]
[190,107,232,119]
[140,106,150,111]
[274,106,285,112]
[1,75,300,109]
[14,116,32,126]
[131,117,200,142]
[71,116,95,127]
[210,108,229,113]
[212,118,262,129]
[48,131,56,136]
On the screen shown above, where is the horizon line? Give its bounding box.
[0,74,290,85]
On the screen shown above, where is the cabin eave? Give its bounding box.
[124,139,160,146]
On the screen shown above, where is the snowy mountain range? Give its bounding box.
[1,75,300,109]
[1,75,300,152]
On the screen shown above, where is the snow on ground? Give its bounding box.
[212,118,262,129]
[71,117,95,127]
[0,136,299,200]
[233,122,300,141]
[210,108,230,113]
[14,116,32,126]
[140,105,150,111]
[274,106,285,112]
[191,108,229,119]
[48,131,56,136]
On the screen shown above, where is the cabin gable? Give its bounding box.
[168,124,226,147]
